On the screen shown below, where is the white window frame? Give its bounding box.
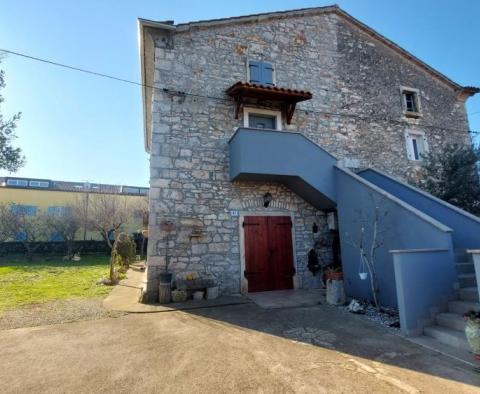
[400,86,422,118]
[29,180,49,188]
[405,130,428,161]
[243,107,282,130]
[246,59,276,86]
[7,179,28,187]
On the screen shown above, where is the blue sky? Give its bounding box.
[0,0,479,187]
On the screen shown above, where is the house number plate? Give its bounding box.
[230,210,239,217]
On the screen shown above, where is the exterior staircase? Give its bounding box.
[229,128,480,364]
[421,249,479,359]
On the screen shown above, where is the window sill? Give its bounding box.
[404,111,422,119]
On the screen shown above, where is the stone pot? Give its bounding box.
[171,289,187,303]
[158,272,173,304]
[193,290,204,300]
[464,313,480,359]
[326,279,346,305]
[206,286,219,300]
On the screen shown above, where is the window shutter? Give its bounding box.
[405,134,413,160]
[249,60,261,84]
[261,62,274,86]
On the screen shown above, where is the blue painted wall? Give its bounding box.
[392,249,457,335]
[359,169,480,249]
[335,167,454,308]
[229,128,337,209]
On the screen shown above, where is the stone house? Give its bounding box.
[138,6,480,346]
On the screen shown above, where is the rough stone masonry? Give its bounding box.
[140,7,474,301]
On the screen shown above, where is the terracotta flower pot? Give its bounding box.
[326,271,343,281]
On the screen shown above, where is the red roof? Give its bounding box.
[226,81,312,101]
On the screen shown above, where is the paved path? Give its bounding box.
[1,303,479,393]
[103,268,250,312]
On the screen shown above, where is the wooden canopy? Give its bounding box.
[225,81,313,124]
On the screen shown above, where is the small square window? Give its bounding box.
[248,60,275,86]
[404,92,417,112]
[243,108,282,130]
[400,87,421,117]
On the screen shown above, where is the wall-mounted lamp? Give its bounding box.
[312,222,318,233]
[263,192,272,208]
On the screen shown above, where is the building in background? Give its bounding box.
[0,176,149,241]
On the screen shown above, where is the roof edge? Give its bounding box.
[171,5,467,92]
[138,19,177,153]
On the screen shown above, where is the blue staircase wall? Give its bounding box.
[358,168,480,249]
[229,128,337,210]
[335,167,455,308]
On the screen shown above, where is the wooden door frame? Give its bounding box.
[239,211,298,294]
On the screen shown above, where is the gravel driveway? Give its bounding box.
[0,298,125,330]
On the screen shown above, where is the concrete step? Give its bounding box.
[458,273,477,288]
[456,262,475,275]
[459,287,479,303]
[435,312,466,332]
[454,249,470,262]
[423,325,470,352]
[448,300,480,315]
[408,334,479,368]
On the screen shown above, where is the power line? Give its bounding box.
[1,47,479,135]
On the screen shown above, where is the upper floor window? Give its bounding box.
[29,180,49,188]
[405,130,428,161]
[248,60,275,86]
[6,179,28,187]
[400,86,421,117]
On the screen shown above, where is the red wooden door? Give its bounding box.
[243,216,271,292]
[244,216,294,292]
[269,216,295,291]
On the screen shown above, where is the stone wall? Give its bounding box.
[144,12,471,300]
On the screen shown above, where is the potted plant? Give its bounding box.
[325,266,343,281]
[464,310,480,360]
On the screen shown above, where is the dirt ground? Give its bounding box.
[0,303,479,393]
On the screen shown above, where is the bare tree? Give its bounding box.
[346,194,389,309]
[44,205,82,259]
[0,203,47,260]
[86,194,133,283]
[87,193,132,249]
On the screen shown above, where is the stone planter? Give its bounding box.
[326,279,346,305]
[158,272,173,304]
[193,290,204,300]
[464,312,480,359]
[171,289,187,303]
[206,286,219,300]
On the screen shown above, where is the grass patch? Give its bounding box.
[0,255,113,312]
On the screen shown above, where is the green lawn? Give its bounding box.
[0,255,112,312]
